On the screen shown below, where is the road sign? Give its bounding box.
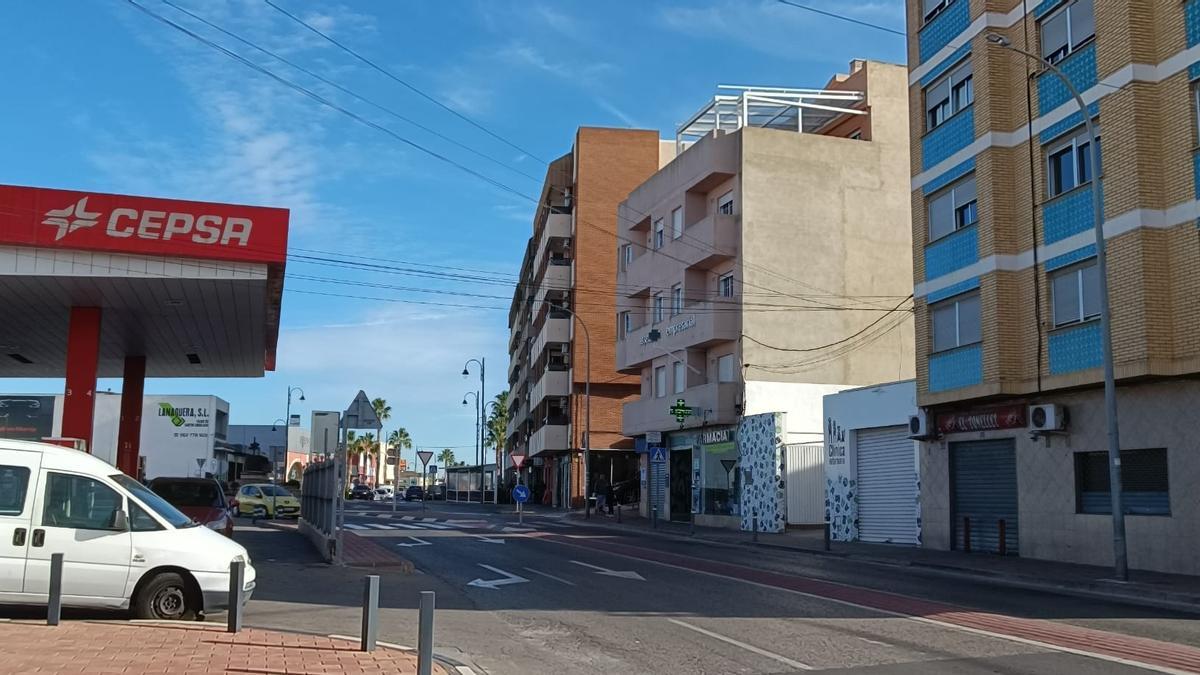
[512,484,530,503]
[649,447,667,464]
[343,390,379,429]
[428,464,437,474]
[510,454,526,469]
[417,450,433,466]
[670,398,691,425]
[645,431,662,444]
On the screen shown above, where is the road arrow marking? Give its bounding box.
[475,536,506,544]
[466,564,529,590]
[394,537,432,548]
[569,560,645,581]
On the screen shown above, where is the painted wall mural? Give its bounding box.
[825,416,858,541]
[738,412,787,533]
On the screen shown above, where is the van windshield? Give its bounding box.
[110,474,195,529]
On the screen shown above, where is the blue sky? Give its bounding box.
[0,0,905,466]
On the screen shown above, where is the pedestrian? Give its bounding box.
[594,474,609,515]
[606,480,616,515]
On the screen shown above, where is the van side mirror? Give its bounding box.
[111,509,129,531]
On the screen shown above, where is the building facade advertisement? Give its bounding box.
[935,405,1026,434]
[824,414,858,542]
[140,396,218,479]
[0,396,55,440]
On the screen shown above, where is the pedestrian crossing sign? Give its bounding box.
[649,447,667,464]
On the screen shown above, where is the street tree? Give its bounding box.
[438,448,456,466]
[484,391,509,464]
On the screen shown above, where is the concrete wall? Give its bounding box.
[921,379,1200,575]
[741,61,915,388]
[744,380,851,444]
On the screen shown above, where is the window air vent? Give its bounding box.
[186,353,202,365]
[8,353,32,364]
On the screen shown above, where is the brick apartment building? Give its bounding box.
[506,128,672,508]
[909,0,1200,574]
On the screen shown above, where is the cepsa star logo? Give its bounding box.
[41,196,254,246]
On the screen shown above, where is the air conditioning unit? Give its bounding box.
[1029,404,1069,432]
[908,411,934,439]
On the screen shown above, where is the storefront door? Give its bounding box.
[951,439,1018,555]
[669,448,691,522]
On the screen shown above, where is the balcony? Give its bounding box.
[536,262,571,296]
[620,249,654,297]
[676,213,738,269]
[531,315,570,360]
[531,368,571,407]
[529,421,569,457]
[534,212,572,263]
[622,382,740,437]
[617,301,740,370]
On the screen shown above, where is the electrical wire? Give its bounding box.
[775,0,906,37]
[741,295,913,352]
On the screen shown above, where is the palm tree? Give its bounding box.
[438,448,456,467]
[484,391,509,454]
[388,428,413,478]
[372,398,392,427]
[359,432,378,481]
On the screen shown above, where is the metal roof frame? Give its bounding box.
[676,85,866,148]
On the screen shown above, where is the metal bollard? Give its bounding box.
[616,502,622,523]
[47,553,63,626]
[998,519,1007,557]
[824,521,831,551]
[652,506,658,529]
[962,517,972,553]
[752,510,759,543]
[361,575,380,652]
[417,591,435,675]
[227,559,244,633]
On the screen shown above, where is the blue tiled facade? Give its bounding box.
[1037,42,1097,117]
[918,0,970,64]
[1033,0,1065,19]
[1048,321,1103,374]
[1194,151,1200,200]
[925,276,980,304]
[1187,0,1200,46]
[920,44,972,87]
[923,158,975,196]
[1045,245,1096,272]
[929,344,983,392]
[1042,182,1103,245]
[1038,102,1100,145]
[924,224,978,280]
[922,107,975,170]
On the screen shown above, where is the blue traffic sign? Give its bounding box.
[512,484,530,503]
[649,447,667,464]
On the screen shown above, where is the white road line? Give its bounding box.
[522,567,576,586]
[456,667,477,675]
[344,523,366,530]
[667,618,813,671]
[376,514,393,519]
[546,541,1194,675]
[858,637,891,647]
[416,523,452,530]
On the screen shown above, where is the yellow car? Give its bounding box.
[233,483,300,518]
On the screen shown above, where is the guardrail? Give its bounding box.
[299,459,338,561]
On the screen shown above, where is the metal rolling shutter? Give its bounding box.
[856,426,919,545]
[951,439,1018,555]
[650,461,667,517]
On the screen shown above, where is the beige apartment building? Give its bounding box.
[616,61,915,528]
[507,128,670,509]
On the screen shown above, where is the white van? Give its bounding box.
[0,439,255,620]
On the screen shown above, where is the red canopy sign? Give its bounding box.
[936,405,1026,434]
[0,184,289,264]
[510,454,526,469]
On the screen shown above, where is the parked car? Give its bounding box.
[234,483,300,518]
[148,477,234,537]
[0,439,255,620]
[404,485,424,501]
[425,484,445,500]
[373,486,395,501]
[348,484,374,501]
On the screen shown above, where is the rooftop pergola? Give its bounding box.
[676,85,866,149]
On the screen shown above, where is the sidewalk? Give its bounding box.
[568,507,1200,614]
[0,619,444,674]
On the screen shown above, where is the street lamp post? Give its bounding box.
[270,418,288,519]
[283,385,305,521]
[463,359,485,502]
[461,391,480,502]
[987,33,1127,580]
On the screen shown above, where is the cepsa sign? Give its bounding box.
[0,184,289,264]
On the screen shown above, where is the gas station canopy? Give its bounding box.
[0,183,289,378]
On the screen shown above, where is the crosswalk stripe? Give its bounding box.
[344,523,366,530]
[416,523,451,530]
[365,523,394,529]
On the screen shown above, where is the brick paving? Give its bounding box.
[0,620,444,674]
[342,531,415,571]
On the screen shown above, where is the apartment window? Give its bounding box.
[923,0,951,23]
[672,207,683,239]
[928,174,978,241]
[620,311,632,338]
[1047,127,1101,197]
[931,291,981,352]
[717,354,736,382]
[671,284,683,316]
[1051,260,1100,327]
[654,366,667,398]
[1040,0,1095,65]
[1194,83,1200,143]
[718,191,734,215]
[925,59,972,132]
[718,274,735,298]
[621,244,633,270]
[653,293,664,324]
[653,218,665,249]
[1075,448,1169,515]
[673,361,686,394]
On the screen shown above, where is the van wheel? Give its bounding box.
[133,572,198,621]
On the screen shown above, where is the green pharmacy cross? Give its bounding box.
[670,399,692,427]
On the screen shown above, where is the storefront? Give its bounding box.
[663,425,739,528]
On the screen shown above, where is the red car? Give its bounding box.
[147,477,235,537]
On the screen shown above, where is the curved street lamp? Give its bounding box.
[987,33,1126,580]
[461,390,481,502]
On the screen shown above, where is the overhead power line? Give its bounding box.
[742,295,914,352]
[774,0,906,37]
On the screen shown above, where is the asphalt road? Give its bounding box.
[235,500,1200,675]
